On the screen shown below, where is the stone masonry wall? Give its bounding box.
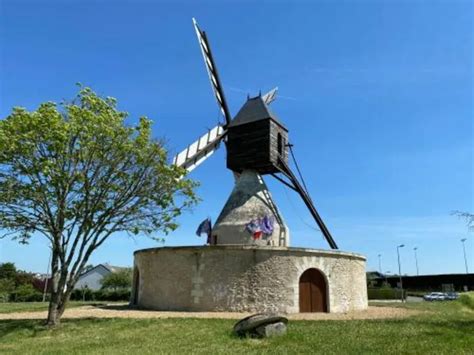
[133,246,367,313]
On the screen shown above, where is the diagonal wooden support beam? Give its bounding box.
[277,158,339,249]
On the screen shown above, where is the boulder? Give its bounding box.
[255,322,287,337]
[233,313,288,338]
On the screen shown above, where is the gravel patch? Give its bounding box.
[0,305,419,321]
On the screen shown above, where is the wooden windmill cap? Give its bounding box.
[228,95,286,129]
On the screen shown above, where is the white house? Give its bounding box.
[75,264,126,291]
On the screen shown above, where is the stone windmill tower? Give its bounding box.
[173,19,338,250]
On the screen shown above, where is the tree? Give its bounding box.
[0,262,17,280]
[0,262,41,302]
[0,86,198,326]
[453,211,474,231]
[101,268,132,290]
[82,264,95,273]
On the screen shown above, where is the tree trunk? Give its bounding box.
[45,235,95,326]
[46,251,61,327]
[47,291,62,326]
[46,287,73,326]
[46,263,80,326]
[46,254,69,327]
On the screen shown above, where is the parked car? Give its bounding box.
[445,292,459,300]
[423,292,446,301]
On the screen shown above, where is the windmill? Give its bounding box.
[173,18,338,249]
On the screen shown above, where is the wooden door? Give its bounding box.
[299,268,328,312]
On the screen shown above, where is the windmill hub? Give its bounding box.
[131,18,368,314]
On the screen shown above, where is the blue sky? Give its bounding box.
[0,0,472,276]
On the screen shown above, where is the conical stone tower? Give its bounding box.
[211,170,290,246]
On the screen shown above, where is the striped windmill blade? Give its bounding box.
[262,87,278,105]
[173,125,227,173]
[192,18,232,126]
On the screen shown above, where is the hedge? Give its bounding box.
[8,284,43,302]
[70,288,131,301]
[368,288,406,300]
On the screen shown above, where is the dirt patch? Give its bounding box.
[0,305,420,321]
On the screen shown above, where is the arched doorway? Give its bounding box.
[299,268,328,312]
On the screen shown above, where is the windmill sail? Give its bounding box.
[192,18,232,126]
[173,125,226,173]
[262,87,278,105]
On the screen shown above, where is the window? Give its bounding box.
[277,132,282,155]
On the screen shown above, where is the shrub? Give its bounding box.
[71,288,95,301]
[458,293,474,310]
[70,288,131,302]
[10,284,43,302]
[101,269,132,290]
[368,288,406,300]
[94,289,131,301]
[0,292,9,302]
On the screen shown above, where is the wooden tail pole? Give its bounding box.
[277,158,339,249]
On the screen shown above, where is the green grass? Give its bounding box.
[0,297,473,354]
[0,301,110,314]
[459,293,474,310]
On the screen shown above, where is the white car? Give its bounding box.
[423,292,446,301]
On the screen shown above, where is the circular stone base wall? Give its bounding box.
[132,246,367,313]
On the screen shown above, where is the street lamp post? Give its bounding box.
[378,254,382,274]
[397,244,405,302]
[461,238,469,274]
[385,271,391,286]
[414,247,419,276]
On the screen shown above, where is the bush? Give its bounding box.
[70,288,130,302]
[71,288,95,301]
[458,293,474,310]
[9,284,43,302]
[95,289,131,301]
[0,262,43,302]
[368,288,406,300]
[0,278,15,297]
[0,292,9,302]
[101,269,132,290]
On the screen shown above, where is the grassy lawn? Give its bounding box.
[0,302,111,314]
[0,296,472,354]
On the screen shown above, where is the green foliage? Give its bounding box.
[0,262,40,302]
[0,279,15,302]
[9,284,43,302]
[70,288,130,302]
[0,263,17,280]
[0,278,15,293]
[0,85,198,244]
[367,288,405,300]
[100,269,132,290]
[0,300,473,354]
[458,292,474,310]
[0,86,198,323]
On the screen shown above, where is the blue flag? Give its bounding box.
[196,217,212,237]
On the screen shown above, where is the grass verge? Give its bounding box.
[0,302,110,314]
[0,297,472,354]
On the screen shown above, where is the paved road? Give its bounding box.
[407,296,423,303]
